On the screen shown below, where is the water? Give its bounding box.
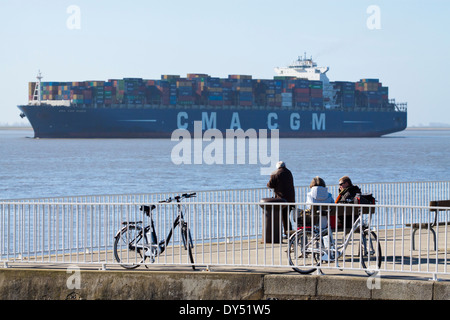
[1,128,449,200]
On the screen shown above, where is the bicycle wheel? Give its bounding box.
[181,223,195,270]
[114,225,149,269]
[288,229,320,274]
[360,229,382,276]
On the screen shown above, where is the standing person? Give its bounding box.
[335,176,361,229]
[267,161,295,236]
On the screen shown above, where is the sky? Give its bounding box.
[0,0,449,127]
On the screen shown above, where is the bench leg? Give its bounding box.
[411,227,437,251]
[431,228,437,251]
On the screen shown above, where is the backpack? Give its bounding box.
[354,193,376,214]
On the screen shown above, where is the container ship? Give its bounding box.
[18,55,407,138]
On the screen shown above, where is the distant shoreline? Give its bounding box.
[0,126,33,130]
[406,127,450,131]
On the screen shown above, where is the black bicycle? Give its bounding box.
[114,193,196,270]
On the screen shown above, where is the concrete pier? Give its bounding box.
[0,267,449,300]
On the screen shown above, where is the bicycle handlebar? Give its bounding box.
[181,192,197,199]
[159,192,197,203]
[140,193,196,215]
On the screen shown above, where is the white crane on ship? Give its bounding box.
[30,70,43,106]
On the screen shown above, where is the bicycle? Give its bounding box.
[113,193,196,270]
[288,205,382,276]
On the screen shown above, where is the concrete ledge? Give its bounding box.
[371,278,433,300]
[0,269,449,300]
[317,275,372,300]
[0,269,265,300]
[264,274,445,300]
[265,274,373,300]
[264,274,317,299]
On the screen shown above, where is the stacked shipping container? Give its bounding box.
[207,77,223,106]
[355,79,388,108]
[291,79,310,108]
[334,81,355,108]
[29,74,391,109]
[309,80,323,108]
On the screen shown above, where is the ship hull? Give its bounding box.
[17,105,407,138]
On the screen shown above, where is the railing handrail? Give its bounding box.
[1,180,449,202]
[2,200,449,211]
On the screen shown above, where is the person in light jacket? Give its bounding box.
[307,176,334,229]
[307,176,334,205]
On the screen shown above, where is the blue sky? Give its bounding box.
[0,0,449,126]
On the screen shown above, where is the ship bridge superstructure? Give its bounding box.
[274,53,330,83]
[275,54,335,107]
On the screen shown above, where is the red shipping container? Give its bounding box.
[239,100,252,106]
[294,88,309,93]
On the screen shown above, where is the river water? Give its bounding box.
[1,128,449,200]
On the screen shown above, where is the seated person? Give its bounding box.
[306,176,335,249]
[307,176,334,229]
[335,176,362,229]
[307,176,334,204]
[293,177,335,230]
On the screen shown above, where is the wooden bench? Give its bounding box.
[407,200,450,251]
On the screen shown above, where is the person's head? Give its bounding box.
[310,176,326,188]
[276,161,286,169]
[339,176,352,190]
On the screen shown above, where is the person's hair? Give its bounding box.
[339,176,353,186]
[310,176,326,188]
[276,161,285,169]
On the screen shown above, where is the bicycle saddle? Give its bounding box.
[140,205,156,216]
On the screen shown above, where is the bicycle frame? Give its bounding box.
[305,214,368,261]
[288,206,381,275]
[336,214,366,253]
[143,211,185,255]
[136,195,193,251]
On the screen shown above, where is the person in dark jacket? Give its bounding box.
[267,161,295,235]
[335,176,361,229]
[336,176,361,203]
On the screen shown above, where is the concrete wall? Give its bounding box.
[0,269,449,300]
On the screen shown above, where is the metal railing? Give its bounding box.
[1,181,449,279]
[3,181,448,206]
